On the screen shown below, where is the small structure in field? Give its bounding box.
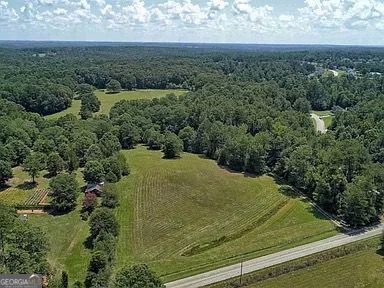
[85,182,104,196]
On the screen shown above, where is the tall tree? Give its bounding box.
[47,152,65,176]
[114,264,164,288]
[23,153,46,183]
[84,161,105,183]
[0,160,12,185]
[50,174,79,213]
[106,79,122,93]
[162,132,183,159]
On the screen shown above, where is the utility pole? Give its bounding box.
[239,261,243,285]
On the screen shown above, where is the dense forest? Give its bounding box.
[0,44,383,285]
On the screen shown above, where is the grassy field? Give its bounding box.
[45,89,186,120]
[28,170,88,285]
[29,199,91,284]
[115,146,337,281]
[247,239,384,288]
[0,166,49,204]
[1,147,337,284]
[0,168,90,285]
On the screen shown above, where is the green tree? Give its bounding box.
[115,152,130,176]
[50,174,79,213]
[0,204,16,254]
[118,122,140,149]
[61,271,68,288]
[106,79,121,93]
[79,106,92,120]
[47,153,65,176]
[99,132,122,157]
[178,126,196,152]
[0,160,13,185]
[162,132,183,159]
[102,157,122,183]
[23,153,46,183]
[147,129,164,150]
[67,149,79,173]
[84,161,105,183]
[340,176,378,227]
[293,97,311,113]
[6,221,49,274]
[114,264,164,288]
[5,140,30,166]
[89,208,119,240]
[101,183,119,208]
[85,144,103,163]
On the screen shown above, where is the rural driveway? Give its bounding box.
[165,224,383,288]
[311,113,327,133]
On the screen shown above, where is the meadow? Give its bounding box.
[45,89,186,119]
[115,146,337,281]
[0,166,90,286]
[1,146,337,284]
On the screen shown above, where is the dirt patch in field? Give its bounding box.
[17,209,47,215]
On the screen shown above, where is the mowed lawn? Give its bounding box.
[45,89,186,119]
[251,244,384,288]
[115,146,337,281]
[29,202,91,284]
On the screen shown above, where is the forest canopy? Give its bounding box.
[0,45,383,228]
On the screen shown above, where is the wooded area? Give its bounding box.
[0,45,383,286]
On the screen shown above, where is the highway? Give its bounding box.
[166,224,383,288]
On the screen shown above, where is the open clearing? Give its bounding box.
[1,147,336,284]
[29,201,91,284]
[311,110,333,129]
[115,146,337,282]
[8,170,89,286]
[45,89,186,119]
[248,238,383,288]
[0,166,49,204]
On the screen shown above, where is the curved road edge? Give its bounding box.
[311,113,327,133]
[165,224,383,288]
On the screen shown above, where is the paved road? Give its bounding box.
[311,113,327,133]
[165,224,383,288]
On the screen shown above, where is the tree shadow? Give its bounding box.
[83,235,94,250]
[304,203,332,221]
[43,172,53,179]
[376,247,384,256]
[16,181,37,190]
[47,208,70,216]
[0,183,11,192]
[197,154,210,160]
[105,91,120,95]
[162,155,182,160]
[279,185,301,199]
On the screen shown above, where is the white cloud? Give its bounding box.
[297,0,384,31]
[1,0,384,43]
[209,0,228,11]
[0,1,18,23]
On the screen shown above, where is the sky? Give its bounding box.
[1,0,384,45]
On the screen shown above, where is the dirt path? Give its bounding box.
[17,209,47,215]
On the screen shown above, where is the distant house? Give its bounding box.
[85,182,104,196]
